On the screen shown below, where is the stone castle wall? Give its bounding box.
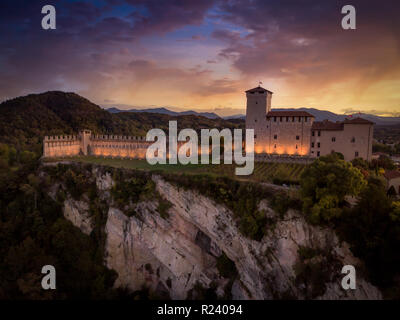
[262,116,313,155]
[43,131,151,159]
[43,135,81,158]
[89,135,151,159]
[310,123,374,161]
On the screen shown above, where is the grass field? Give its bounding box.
[44,156,307,184]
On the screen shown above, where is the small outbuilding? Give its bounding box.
[384,170,400,196]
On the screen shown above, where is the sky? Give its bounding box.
[0,0,399,116]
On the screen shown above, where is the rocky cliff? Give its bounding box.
[45,164,382,300]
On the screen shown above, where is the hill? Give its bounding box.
[0,91,243,155]
[107,106,220,119]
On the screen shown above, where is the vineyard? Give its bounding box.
[205,162,307,185]
[46,156,308,185]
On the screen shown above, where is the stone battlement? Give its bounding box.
[44,134,147,141]
[44,135,80,141]
[91,134,146,141]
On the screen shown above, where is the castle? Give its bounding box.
[246,86,373,161]
[43,86,373,161]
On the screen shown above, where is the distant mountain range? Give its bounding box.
[107,107,220,119]
[269,108,400,126]
[106,106,400,126]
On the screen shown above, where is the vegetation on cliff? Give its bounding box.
[0,159,118,299]
[299,153,400,298]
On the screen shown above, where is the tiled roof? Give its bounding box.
[384,170,400,180]
[342,117,374,125]
[312,117,374,130]
[266,110,314,117]
[245,86,273,94]
[311,120,343,130]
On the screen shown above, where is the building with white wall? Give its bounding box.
[245,86,374,161]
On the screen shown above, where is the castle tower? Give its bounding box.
[245,86,273,152]
[79,129,92,155]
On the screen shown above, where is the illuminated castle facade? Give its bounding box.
[43,130,151,159]
[246,86,373,161]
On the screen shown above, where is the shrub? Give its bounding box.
[156,197,172,219]
[300,153,366,224]
[216,252,238,279]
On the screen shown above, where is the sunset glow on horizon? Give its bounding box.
[1,0,400,116]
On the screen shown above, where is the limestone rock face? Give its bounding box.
[60,170,382,300]
[63,198,93,235]
[93,167,114,191]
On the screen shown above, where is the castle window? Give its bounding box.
[255,119,257,122]
[280,117,283,122]
[317,151,320,157]
[317,142,320,148]
[286,117,289,122]
[296,145,298,149]
[274,117,277,122]
[296,135,300,140]
[298,117,301,122]
[274,144,276,148]
[312,131,315,136]
[332,137,336,142]
[254,135,257,139]
[292,116,295,122]
[311,142,315,148]
[256,102,258,104]
[355,151,359,157]
[318,131,321,137]
[274,134,277,139]
[351,137,356,143]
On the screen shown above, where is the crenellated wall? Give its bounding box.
[43,130,151,159]
[43,135,81,158]
[90,135,151,159]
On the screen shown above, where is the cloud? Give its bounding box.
[172,0,398,111]
[341,108,400,117]
[124,0,215,35]
[1,0,400,113]
[212,29,242,43]
[0,0,217,99]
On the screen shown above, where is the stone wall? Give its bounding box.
[43,131,151,159]
[43,135,81,158]
[262,116,314,155]
[310,124,373,161]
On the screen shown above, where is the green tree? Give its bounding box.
[390,201,400,222]
[338,176,400,288]
[300,153,366,223]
